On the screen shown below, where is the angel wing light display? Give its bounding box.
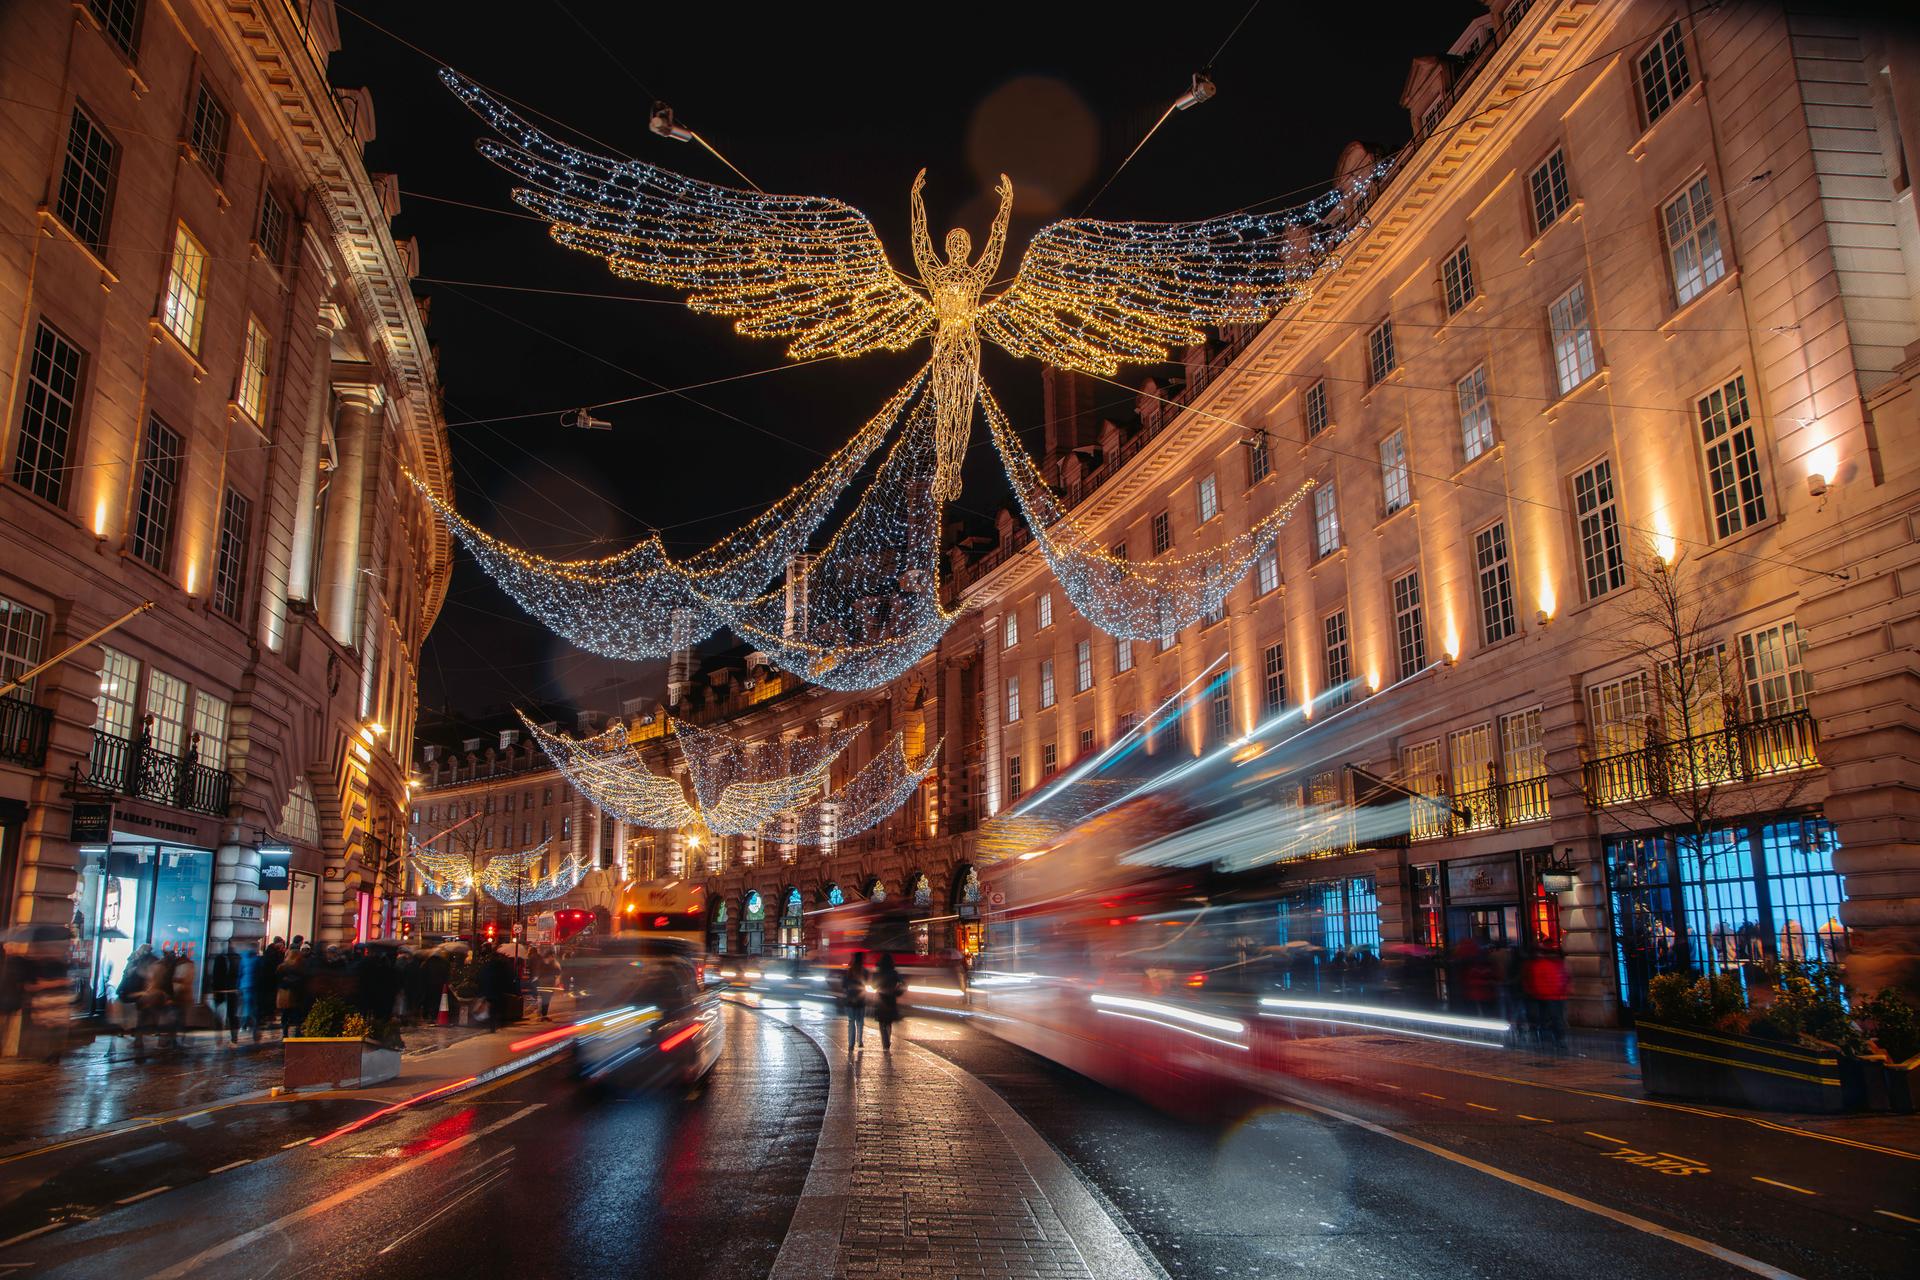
[431,69,1382,689]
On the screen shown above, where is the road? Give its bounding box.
[0,999,1911,1278]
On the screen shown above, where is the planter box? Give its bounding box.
[283,1036,403,1090]
[1636,1020,1849,1113]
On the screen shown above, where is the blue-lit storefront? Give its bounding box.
[1606,815,1848,1013]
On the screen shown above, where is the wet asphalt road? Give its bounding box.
[0,1000,1913,1278]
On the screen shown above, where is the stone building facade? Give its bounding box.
[0,0,451,1032]
[962,0,1920,1023]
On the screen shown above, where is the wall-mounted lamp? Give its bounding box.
[1539,847,1578,896]
[1535,609,1551,628]
[1807,471,1828,499]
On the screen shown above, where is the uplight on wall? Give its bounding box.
[1650,518,1678,566]
[93,499,109,540]
[1537,578,1557,623]
[1807,442,1838,498]
[1442,622,1461,664]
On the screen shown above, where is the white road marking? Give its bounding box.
[280,1137,313,1149]
[149,1104,544,1279]
[208,1160,251,1174]
[115,1186,170,1205]
[1752,1176,1816,1196]
[0,1220,73,1250]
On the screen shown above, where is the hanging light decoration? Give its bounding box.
[481,853,594,905]
[784,732,944,845]
[411,837,561,899]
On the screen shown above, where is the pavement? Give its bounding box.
[0,991,1912,1278]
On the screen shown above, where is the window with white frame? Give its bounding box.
[161,223,209,353]
[1638,23,1692,125]
[1549,281,1597,394]
[131,415,182,571]
[1500,707,1546,780]
[1256,548,1280,596]
[1529,149,1572,235]
[1079,726,1095,754]
[1209,679,1233,742]
[1159,631,1176,653]
[1040,659,1056,709]
[1151,510,1172,556]
[1379,431,1411,514]
[1572,457,1627,599]
[237,315,270,422]
[1262,641,1286,715]
[1662,176,1724,306]
[1003,612,1018,649]
[1197,473,1219,523]
[1323,611,1352,706]
[1076,639,1093,692]
[1697,374,1767,537]
[95,647,140,738]
[1201,596,1226,629]
[256,188,287,264]
[1115,636,1134,674]
[145,669,188,756]
[192,690,230,770]
[1037,592,1053,630]
[1457,365,1494,462]
[14,323,85,507]
[1450,723,1495,794]
[1043,742,1058,777]
[1366,319,1397,386]
[212,487,250,619]
[1304,381,1330,437]
[188,80,229,181]
[1247,431,1271,484]
[1739,621,1809,719]
[56,104,117,254]
[1441,242,1475,316]
[1391,569,1427,680]
[1587,673,1650,755]
[1006,676,1020,723]
[1313,483,1340,557]
[1475,522,1516,645]
[0,597,48,699]
[1402,739,1442,796]
[1421,98,1446,137]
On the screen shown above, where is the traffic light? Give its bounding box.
[483,921,499,943]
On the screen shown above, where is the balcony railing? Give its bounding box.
[0,694,52,768]
[1583,709,1819,807]
[1409,773,1550,841]
[81,729,232,817]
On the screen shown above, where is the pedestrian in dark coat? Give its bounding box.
[477,946,513,1032]
[841,952,868,1055]
[423,950,451,1024]
[255,940,284,1039]
[209,943,241,1043]
[873,953,907,1052]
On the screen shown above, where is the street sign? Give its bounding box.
[258,847,292,892]
[988,891,1006,906]
[69,803,113,843]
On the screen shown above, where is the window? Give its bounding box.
[1450,723,1495,795]
[1262,641,1287,715]
[1006,676,1021,723]
[1391,569,1427,680]
[1572,458,1626,599]
[1255,549,1280,596]
[1549,281,1597,394]
[1115,636,1134,674]
[1197,473,1219,523]
[1528,149,1572,234]
[1313,483,1341,557]
[1587,673,1650,756]
[1420,98,1446,137]
[1209,679,1233,742]
[188,81,229,181]
[0,597,49,699]
[1662,176,1725,307]
[1043,743,1058,777]
[561,816,572,839]
[1638,23,1692,124]
[1379,431,1411,514]
[1247,431,1271,484]
[1159,631,1176,653]
[1322,611,1352,706]
[86,0,142,57]
[131,416,182,571]
[1503,0,1533,33]
[56,105,117,253]
[1402,739,1442,795]
[161,223,209,353]
[1110,540,1127,561]
[1151,511,1172,556]
[1037,592,1053,630]
[212,488,251,619]
[541,818,552,841]
[95,647,140,737]
[1007,755,1023,802]
[1366,319,1397,386]
[145,670,188,756]
[1475,522,1516,645]
[1304,382,1329,437]
[1080,726,1095,754]
[1501,706,1546,779]
[1003,612,1018,649]
[1201,598,1225,629]
[1457,365,1494,462]
[1040,659,1056,709]
[237,315,270,422]
[1075,640,1093,693]
[13,323,85,506]
[1697,374,1767,537]
[257,188,288,264]
[1739,621,1809,719]
[192,690,230,770]
[1441,242,1475,316]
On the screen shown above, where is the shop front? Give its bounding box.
[259,846,319,946]
[776,886,804,957]
[951,864,984,957]
[71,829,218,1011]
[708,898,729,954]
[739,889,765,955]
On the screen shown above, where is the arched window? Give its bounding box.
[278,779,320,845]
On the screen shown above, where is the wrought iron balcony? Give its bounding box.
[1582,709,1819,807]
[1408,774,1550,841]
[0,694,52,768]
[81,729,232,817]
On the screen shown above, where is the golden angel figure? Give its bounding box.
[442,69,1371,504]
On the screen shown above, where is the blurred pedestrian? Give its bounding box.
[477,944,512,1033]
[1523,947,1571,1053]
[841,952,868,1055]
[209,942,241,1043]
[873,953,906,1053]
[277,948,307,1036]
[170,946,198,1039]
[131,952,170,1061]
[3,927,73,1063]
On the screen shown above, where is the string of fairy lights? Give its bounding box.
[410,836,588,904]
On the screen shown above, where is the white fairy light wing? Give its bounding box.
[441,69,932,360]
[783,734,942,846]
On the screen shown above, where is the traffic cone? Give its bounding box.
[437,989,450,1026]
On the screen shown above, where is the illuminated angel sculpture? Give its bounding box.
[441,69,1375,506]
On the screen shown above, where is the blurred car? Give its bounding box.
[568,936,721,1089]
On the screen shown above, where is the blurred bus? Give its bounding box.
[616,878,707,950]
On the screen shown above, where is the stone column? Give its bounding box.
[281,306,338,623]
[210,823,267,948]
[320,381,382,645]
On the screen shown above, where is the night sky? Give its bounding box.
[330,0,1483,738]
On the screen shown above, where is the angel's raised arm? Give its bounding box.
[976,174,1014,282]
[909,168,937,278]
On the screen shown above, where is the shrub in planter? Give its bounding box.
[1862,989,1920,1063]
[300,996,354,1038]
